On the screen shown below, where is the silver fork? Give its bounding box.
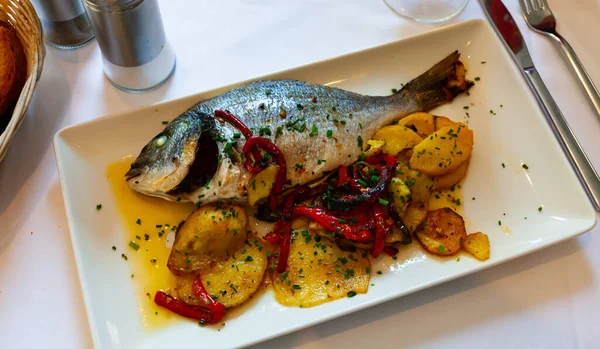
[519,0,600,120]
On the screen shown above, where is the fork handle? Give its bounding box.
[524,67,600,211]
[552,33,600,119]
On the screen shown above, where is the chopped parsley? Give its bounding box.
[292,284,301,290]
[522,164,529,170]
[378,198,389,206]
[244,256,254,262]
[439,245,445,254]
[326,130,333,138]
[347,291,357,298]
[538,206,543,212]
[129,241,140,251]
[96,204,102,210]
[136,218,141,225]
[309,125,318,137]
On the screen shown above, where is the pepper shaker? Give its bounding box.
[31,0,95,49]
[82,0,176,92]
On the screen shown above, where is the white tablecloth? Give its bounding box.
[1,0,599,348]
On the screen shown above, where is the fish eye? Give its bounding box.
[155,135,168,147]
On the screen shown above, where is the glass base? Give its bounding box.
[384,0,469,23]
[106,59,176,94]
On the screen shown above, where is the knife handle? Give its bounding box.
[524,67,600,211]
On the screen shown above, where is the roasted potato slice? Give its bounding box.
[372,125,422,156]
[464,232,490,261]
[248,165,278,207]
[410,123,473,176]
[390,177,411,214]
[395,162,434,204]
[434,116,457,131]
[396,148,413,163]
[168,204,248,273]
[177,234,267,308]
[269,230,370,307]
[433,158,469,191]
[398,112,435,137]
[365,139,385,157]
[400,201,428,233]
[415,208,466,256]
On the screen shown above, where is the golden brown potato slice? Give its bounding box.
[372,125,422,156]
[415,208,466,256]
[247,165,278,206]
[269,230,370,307]
[410,123,473,176]
[398,112,435,137]
[396,148,413,163]
[390,177,411,214]
[168,204,248,273]
[365,139,385,157]
[176,234,267,308]
[464,232,490,261]
[434,116,457,131]
[400,201,428,233]
[433,158,469,191]
[395,162,434,204]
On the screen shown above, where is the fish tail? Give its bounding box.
[395,51,472,111]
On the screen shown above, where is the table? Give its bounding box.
[1,0,599,348]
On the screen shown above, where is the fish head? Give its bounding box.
[125,113,219,200]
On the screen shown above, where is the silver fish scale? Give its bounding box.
[192,80,414,186]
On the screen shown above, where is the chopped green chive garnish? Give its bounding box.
[378,198,389,206]
[347,291,357,298]
[439,245,445,253]
[96,204,102,210]
[292,284,301,290]
[309,125,318,137]
[136,218,141,225]
[522,164,529,170]
[326,130,333,138]
[129,241,140,251]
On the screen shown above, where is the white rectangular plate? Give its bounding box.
[55,20,596,349]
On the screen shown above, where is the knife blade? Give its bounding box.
[480,0,600,211]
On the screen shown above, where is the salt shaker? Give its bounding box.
[82,0,176,92]
[31,0,95,49]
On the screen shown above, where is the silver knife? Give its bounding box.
[480,0,600,211]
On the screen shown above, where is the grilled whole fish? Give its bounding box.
[126,51,471,203]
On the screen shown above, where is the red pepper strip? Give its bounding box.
[191,276,226,323]
[154,291,215,324]
[323,165,394,212]
[274,186,311,272]
[371,205,391,258]
[366,153,397,167]
[292,206,372,243]
[215,109,263,166]
[337,165,363,190]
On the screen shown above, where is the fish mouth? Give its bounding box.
[168,130,219,195]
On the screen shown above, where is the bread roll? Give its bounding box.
[0,20,26,122]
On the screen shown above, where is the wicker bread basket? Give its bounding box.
[0,0,44,162]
